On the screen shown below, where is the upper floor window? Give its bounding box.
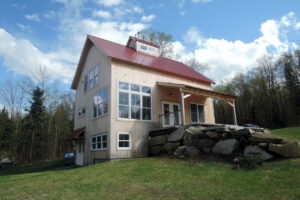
[139,44,157,55]
[93,88,108,118]
[78,106,86,117]
[118,82,152,121]
[84,65,99,92]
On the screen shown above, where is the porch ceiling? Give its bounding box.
[157,82,237,102]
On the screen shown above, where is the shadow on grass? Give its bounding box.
[0,159,75,176]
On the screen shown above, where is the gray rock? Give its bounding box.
[212,139,240,155]
[244,145,273,161]
[149,135,168,146]
[263,129,272,134]
[202,147,212,154]
[269,142,300,158]
[0,158,12,163]
[187,125,205,134]
[174,146,187,158]
[163,142,181,153]
[197,138,215,152]
[258,143,268,149]
[168,127,185,142]
[183,129,203,146]
[184,146,201,158]
[206,131,218,138]
[149,146,161,156]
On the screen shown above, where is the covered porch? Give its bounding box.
[157,82,237,127]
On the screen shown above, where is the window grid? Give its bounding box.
[91,134,107,150]
[190,103,205,123]
[117,132,131,150]
[93,88,108,118]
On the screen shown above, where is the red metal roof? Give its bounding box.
[88,35,215,84]
[67,127,85,140]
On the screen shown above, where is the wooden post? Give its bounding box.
[179,88,185,126]
[233,101,237,125]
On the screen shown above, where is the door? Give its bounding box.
[162,102,182,127]
[75,142,84,166]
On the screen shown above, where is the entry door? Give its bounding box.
[162,102,182,127]
[75,142,84,166]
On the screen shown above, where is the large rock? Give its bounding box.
[187,125,205,134]
[185,146,201,159]
[149,135,168,146]
[212,139,240,155]
[168,127,185,142]
[197,138,215,153]
[0,158,12,163]
[183,129,203,146]
[163,142,181,153]
[244,145,273,161]
[269,142,300,158]
[149,146,161,156]
[174,146,187,158]
[248,133,285,144]
[230,129,250,137]
[206,131,218,138]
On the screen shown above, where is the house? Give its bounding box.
[68,34,236,166]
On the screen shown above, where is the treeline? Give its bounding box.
[0,71,74,163]
[214,50,300,129]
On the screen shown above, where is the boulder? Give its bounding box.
[163,142,181,153]
[183,129,203,146]
[263,129,272,134]
[149,135,168,146]
[0,158,12,163]
[149,146,161,156]
[187,125,205,134]
[168,127,185,142]
[206,131,218,138]
[248,133,285,144]
[244,145,273,161]
[269,142,300,158]
[184,146,201,159]
[202,147,212,154]
[257,143,268,149]
[230,129,250,137]
[212,139,240,155]
[197,138,215,152]
[174,146,187,158]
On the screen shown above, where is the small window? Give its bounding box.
[148,46,155,53]
[78,106,86,117]
[118,133,130,149]
[84,75,88,92]
[140,44,147,51]
[190,103,205,123]
[91,134,108,150]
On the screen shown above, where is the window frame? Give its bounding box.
[78,106,86,118]
[190,103,206,123]
[117,132,131,150]
[117,81,152,122]
[91,134,108,151]
[84,64,99,93]
[93,88,108,119]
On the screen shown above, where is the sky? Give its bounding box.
[1,0,300,91]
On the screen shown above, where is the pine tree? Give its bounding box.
[0,107,13,152]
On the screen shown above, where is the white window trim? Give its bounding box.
[78,106,86,118]
[92,88,108,119]
[117,132,131,150]
[190,102,206,123]
[117,81,153,122]
[91,133,108,151]
[161,101,182,127]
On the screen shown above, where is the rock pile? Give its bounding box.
[149,124,300,163]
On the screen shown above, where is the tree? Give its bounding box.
[183,57,208,73]
[0,107,13,151]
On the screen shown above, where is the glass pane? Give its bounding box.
[97,142,101,149]
[119,141,129,148]
[89,79,93,89]
[84,75,88,92]
[89,71,94,88]
[82,108,85,114]
[148,47,155,53]
[142,108,151,120]
[118,105,129,118]
[94,66,99,75]
[141,44,147,51]
[102,135,107,142]
[119,92,129,105]
[119,141,124,147]
[198,105,205,122]
[163,104,170,125]
[92,137,96,143]
[173,105,179,125]
[119,134,129,141]
[92,144,96,149]
[142,86,151,94]
[131,94,140,107]
[98,104,103,116]
[103,102,108,114]
[119,82,129,90]
[191,104,198,123]
[98,90,103,104]
[130,84,140,92]
[103,88,108,101]
[142,96,151,108]
[103,142,107,148]
[97,136,102,142]
[131,107,140,119]
[94,75,98,86]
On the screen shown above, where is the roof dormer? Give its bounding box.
[126,36,159,57]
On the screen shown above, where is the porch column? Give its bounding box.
[233,101,237,125]
[179,88,185,125]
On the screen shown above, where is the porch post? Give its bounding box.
[233,101,237,125]
[179,88,185,126]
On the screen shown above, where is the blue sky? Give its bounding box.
[1,0,300,92]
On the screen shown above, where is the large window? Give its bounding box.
[93,88,108,118]
[190,103,205,123]
[91,134,107,150]
[118,132,130,150]
[118,82,151,121]
[84,65,99,92]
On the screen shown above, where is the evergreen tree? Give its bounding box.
[0,107,13,152]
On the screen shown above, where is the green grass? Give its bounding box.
[1,128,300,200]
[271,126,300,141]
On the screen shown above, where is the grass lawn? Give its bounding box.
[271,126,300,141]
[1,128,300,200]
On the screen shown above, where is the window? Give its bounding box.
[190,103,205,123]
[93,88,108,118]
[78,106,86,117]
[91,134,107,150]
[139,44,157,55]
[84,65,99,92]
[118,82,152,121]
[118,133,130,149]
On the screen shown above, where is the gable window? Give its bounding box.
[78,106,86,117]
[91,134,107,150]
[84,65,99,92]
[118,82,151,121]
[139,44,157,55]
[190,103,205,123]
[93,88,108,118]
[118,132,130,150]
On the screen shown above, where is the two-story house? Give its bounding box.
[68,35,236,166]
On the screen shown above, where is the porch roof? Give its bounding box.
[157,82,237,102]
[68,127,85,140]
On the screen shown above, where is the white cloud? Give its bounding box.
[141,15,155,22]
[25,14,41,22]
[180,11,185,16]
[44,11,56,19]
[133,6,143,14]
[96,0,123,7]
[16,23,30,31]
[0,29,74,83]
[93,10,111,19]
[192,0,212,3]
